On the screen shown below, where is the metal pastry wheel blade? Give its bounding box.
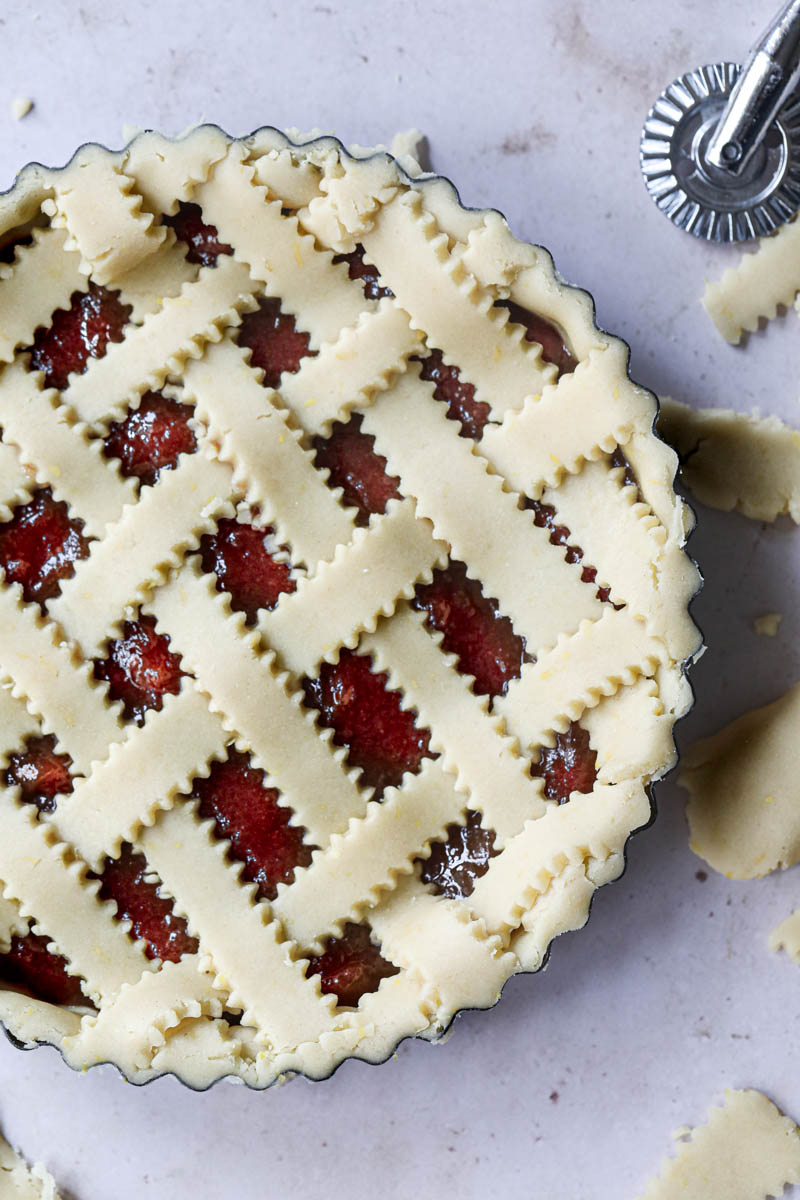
[640,1,800,241]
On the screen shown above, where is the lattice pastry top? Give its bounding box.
[0,126,700,1088]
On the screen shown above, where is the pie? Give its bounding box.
[0,126,700,1087]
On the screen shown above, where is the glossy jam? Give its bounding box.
[94,616,184,724]
[332,245,394,300]
[531,721,597,803]
[200,518,295,624]
[313,414,402,525]
[303,650,432,797]
[418,810,498,899]
[238,297,315,388]
[414,561,526,697]
[0,931,86,1007]
[305,922,398,1007]
[0,489,91,606]
[527,499,612,604]
[104,391,197,486]
[29,284,131,390]
[5,734,74,814]
[496,300,577,377]
[163,202,232,267]
[98,844,198,962]
[416,349,490,440]
[194,752,312,902]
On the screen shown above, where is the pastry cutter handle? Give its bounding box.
[706,0,800,172]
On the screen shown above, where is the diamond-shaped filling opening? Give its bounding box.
[531,721,597,804]
[414,348,491,440]
[95,843,198,963]
[413,560,528,698]
[192,749,313,902]
[526,499,617,606]
[27,283,132,390]
[93,614,186,725]
[0,487,91,606]
[313,413,402,526]
[162,201,233,267]
[199,516,297,624]
[103,390,197,486]
[0,925,89,1007]
[417,809,499,899]
[305,921,399,1008]
[5,733,74,815]
[237,296,317,389]
[332,244,394,301]
[494,300,577,378]
[302,649,433,798]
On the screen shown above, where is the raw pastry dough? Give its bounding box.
[770,907,800,964]
[703,215,800,343]
[637,1089,800,1200]
[658,398,800,522]
[681,680,800,878]
[753,613,782,636]
[0,1131,60,1200]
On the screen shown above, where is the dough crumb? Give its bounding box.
[681,679,800,878]
[658,398,800,523]
[753,612,782,636]
[0,1127,61,1199]
[637,1089,800,1199]
[11,97,33,121]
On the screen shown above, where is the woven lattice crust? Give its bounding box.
[0,126,700,1088]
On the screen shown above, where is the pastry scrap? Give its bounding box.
[682,681,800,879]
[0,126,699,1087]
[704,215,800,342]
[0,1130,60,1200]
[637,1089,800,1200]
[658,398,800,522]
[753,613,782,637]
[770,907,800,964]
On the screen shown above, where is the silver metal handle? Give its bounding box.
[706,0,800,172]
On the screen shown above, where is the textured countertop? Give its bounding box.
[1,1,800,1196]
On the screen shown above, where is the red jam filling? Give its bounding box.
[28,283,132,390]
[0,489,91,606]
[162,202,232,267]
[418,810,498,899]
[414,562,526,697]
[496,300,577,377]
[416,349,491,440]
[94,616,184,724]
[303,650,432,797]
[332,245,394,301]
[104,391,197,485]
[313,414,402,525]
[527,499,612,605]
[611,446,639,492]
[531,721,597,803]
[238,297,316,389]
[5,734,74,814]
[97,844,198,962]
[200,518,295,624]
[305,922,398,1007]
[0,930,86,1007]
[194,751,312,901]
